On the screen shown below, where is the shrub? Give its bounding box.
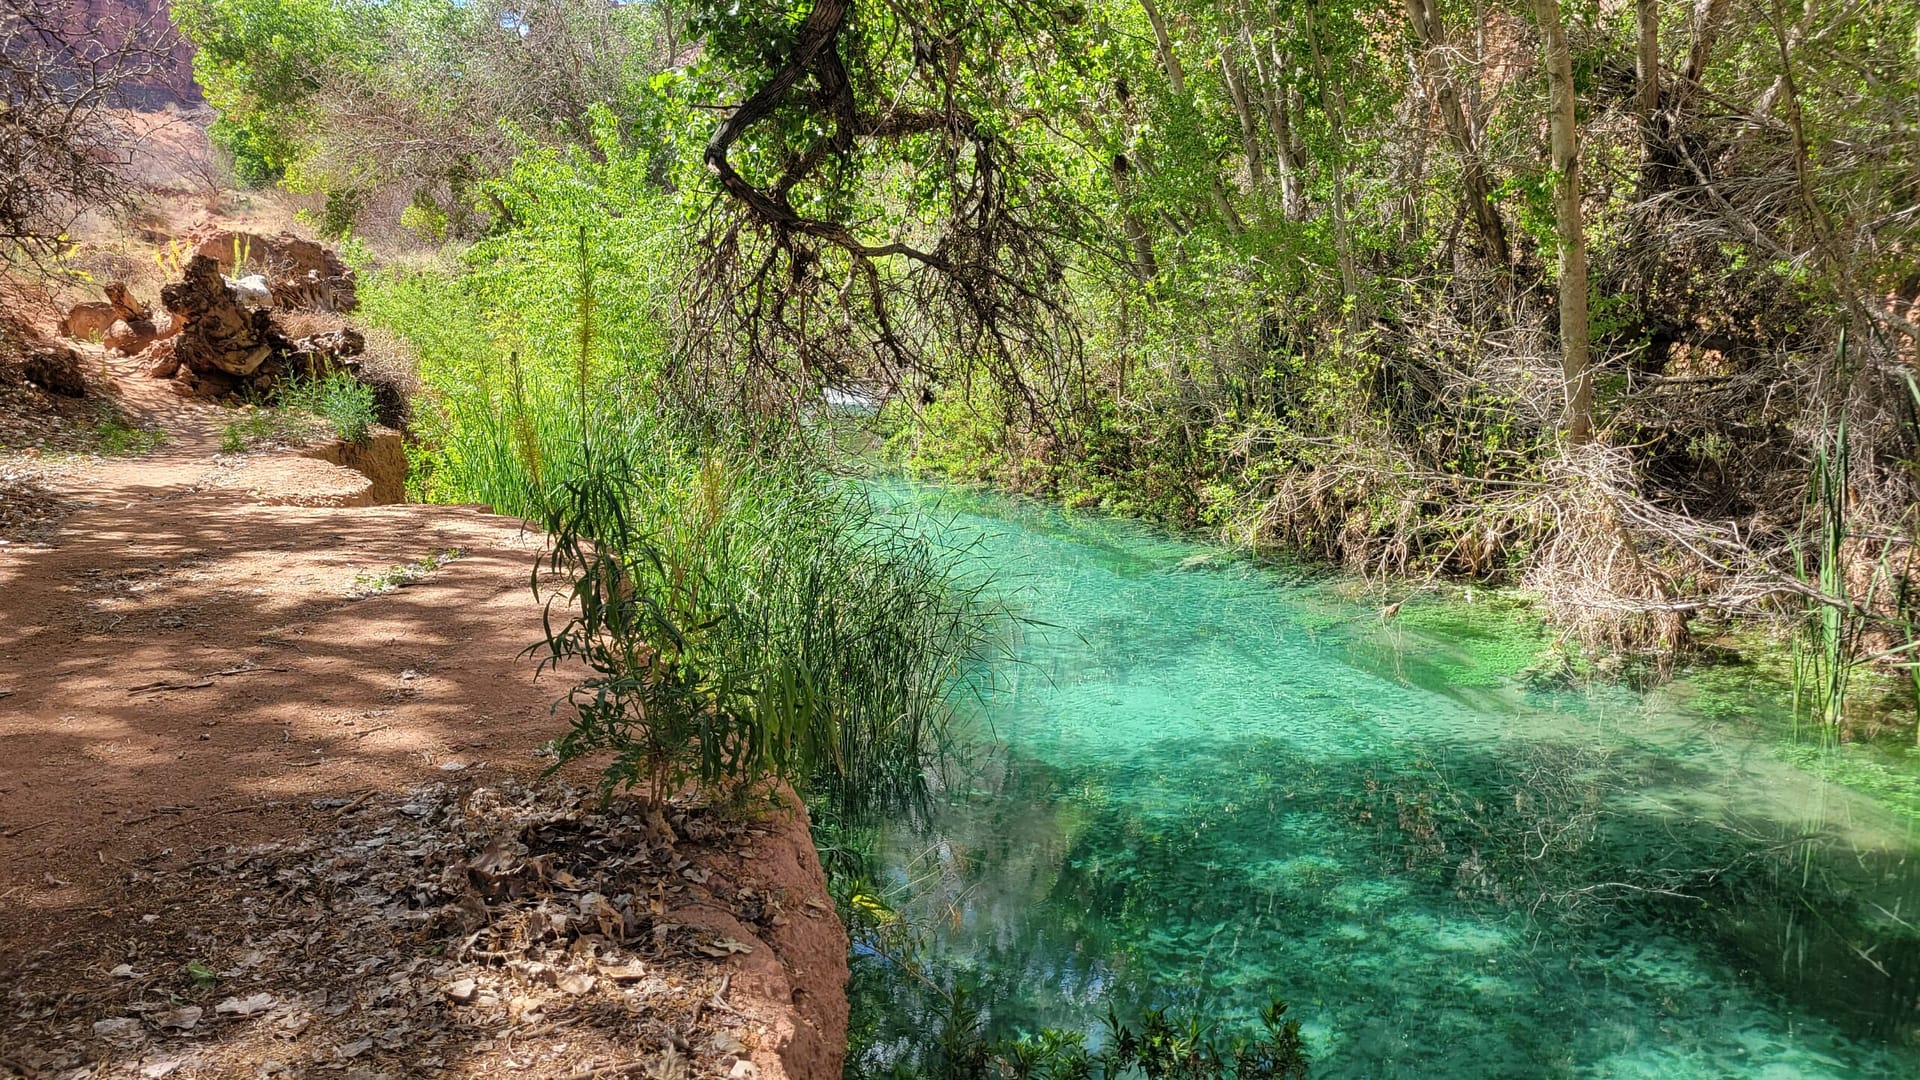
[530,432,996,824]
[278,372,378,445]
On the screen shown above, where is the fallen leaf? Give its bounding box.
[336,1037,373,1059]
[92,1017,140,1038]
[154,1005,203,1031]
[215,992,275,1016]
[443,978,477,1003]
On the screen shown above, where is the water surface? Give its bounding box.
[856,484,1920,1079]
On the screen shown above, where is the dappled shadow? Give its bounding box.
[0,383,849,1078]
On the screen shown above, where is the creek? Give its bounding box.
[852,483,1920,1079]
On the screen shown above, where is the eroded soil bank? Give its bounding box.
[0,352,847,1079]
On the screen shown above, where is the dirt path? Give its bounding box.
[0,357,847,1080]
[1,353,556,908]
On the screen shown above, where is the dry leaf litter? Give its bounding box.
[3,781,793,1080]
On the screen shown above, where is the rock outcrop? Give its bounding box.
[50,2,199,105]
[60,283,159,355]
[23,345,85,397]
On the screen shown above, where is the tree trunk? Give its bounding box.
[1140,0,1187,98]
[1680,0,1733,102]
[1112,158,1160,284]
[1533,0,1593,444]
[1305,3,1359,319]
[1221,50,1269,204]
[1259,57,1309,220]
[1635,0,1661,145]
[1236,3,1307,219]
[1140,0,1243,235]
[1404,0,1511,267]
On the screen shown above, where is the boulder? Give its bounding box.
[59,301,119,342]
[226,274,274,307]
[188,229,358,313]
[61,284,155,351]
[23,343,85,397]
[142,338,180,379]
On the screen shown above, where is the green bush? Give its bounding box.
[530,427,996,822]
[277,372,378,445]
[352,119,995,819]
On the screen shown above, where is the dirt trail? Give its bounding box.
[0,356,848,1080]
[2,353,555,902]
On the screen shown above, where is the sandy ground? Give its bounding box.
[0,355,847,1079]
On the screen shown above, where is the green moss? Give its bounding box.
[1382,591,1555,689]
[1773,741,1920,825]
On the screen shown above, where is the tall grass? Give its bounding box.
[1793,407,1852,736]
[356,136,998,816]
[532,435,998,817]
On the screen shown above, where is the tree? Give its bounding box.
[1532,0,1592,444]
[0,1,175,278]
[683,0,1101,419]
[171,0,372,185]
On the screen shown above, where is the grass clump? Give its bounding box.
[218,374,381,453]
[531,429,997,823]
[350,547,465,597]
[278,372,378,445]
[219,406,324,452]
[91,414,165,456]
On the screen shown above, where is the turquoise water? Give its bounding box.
[853,485,1920,1079]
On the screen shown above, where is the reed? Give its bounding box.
[379,219,999,819]
[530,438,997,817]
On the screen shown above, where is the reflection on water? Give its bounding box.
[855,484,1920,1079]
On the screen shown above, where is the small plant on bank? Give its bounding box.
[91,415,164,456]
[277,372,379,445]
[65,399,165,457]
[219,373,379,453]
[219,406,323,452]
[350,548,465,597]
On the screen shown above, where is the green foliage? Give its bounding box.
[219,402,327,452]
[277,372,379,445]
[531,438,996,815]
[351,110,679,512]
[172,0,379,183]
[349,548,464,597]
[902,992,1308,1080]
[90,415,166,457]
[355,122,997,816]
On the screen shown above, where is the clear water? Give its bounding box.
[854,484,1920,1079]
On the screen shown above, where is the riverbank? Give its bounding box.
[0,349,850,1079]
